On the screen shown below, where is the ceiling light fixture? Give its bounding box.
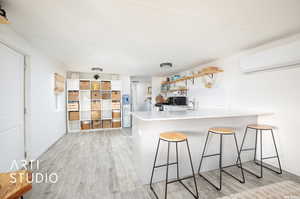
[91,67,103,80]
[0,5,9,24]
[91,67,103,72]
[160,62,173,68]
[160,62,173,75]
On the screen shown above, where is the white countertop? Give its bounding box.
[131,109,272,121]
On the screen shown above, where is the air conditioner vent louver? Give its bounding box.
[240,40,300,73]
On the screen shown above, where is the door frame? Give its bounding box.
[0,39,30,161]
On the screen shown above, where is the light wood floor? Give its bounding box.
[25,130,300,199]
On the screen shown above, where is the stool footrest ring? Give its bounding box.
[261,156,278,160]
[167,175,195,184]
[222,164,241,169]
[241,148,255,151]
[154,162,178,168]
[202,153,221,158]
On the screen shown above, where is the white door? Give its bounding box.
[0,43,25,172]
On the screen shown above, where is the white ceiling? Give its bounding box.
[4,0,300,75]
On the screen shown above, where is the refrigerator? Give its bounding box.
[122,94,131,128]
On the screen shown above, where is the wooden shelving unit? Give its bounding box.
[161,88,188,93]
[161,67,224,85]
[161,76,194,85]
[160,66,224,95]
[67,78,122,133]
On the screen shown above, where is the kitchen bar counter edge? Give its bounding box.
[131,109,273,121]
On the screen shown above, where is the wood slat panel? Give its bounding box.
[54,73,65,93]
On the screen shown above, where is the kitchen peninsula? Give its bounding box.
[131,109,271,184]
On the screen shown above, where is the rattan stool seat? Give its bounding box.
[159,132,187,142]
[247,124,273,130]
[209,127,235,134]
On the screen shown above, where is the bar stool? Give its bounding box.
[238,124,282,178]
[150,132,199,199]
[198,128,245,191]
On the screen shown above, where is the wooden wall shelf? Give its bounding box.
[161,67,223,85]
[161,88,188,93]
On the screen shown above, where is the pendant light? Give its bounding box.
[91,66,103,80]
[160,62,173,75]
[0,5,9,24]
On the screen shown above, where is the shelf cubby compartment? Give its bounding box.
[69,111,80,121]
[80,101,91,111]
[91,101,101,111]
[67,79,79,90]
[91,91,101,100]
[112,110,121,119]
[80,80,91,90]
[112,101,121,110]
[102,110,112,119]
[80,90,91,100]
[101,99,112,110]
[101,81,111,91]
[68,91,79,101]
[80,111,91,121]
[91,110,101,120]
[112,91,121,101]
[80,90,91,111]
[112,119,121,128]
[91,81,101,90]
[68,121,80,131]
[101,91,111,99]
[92,120,102,129]
[81,120,91,130]
[102,120,112,129]
[68,102,79,111]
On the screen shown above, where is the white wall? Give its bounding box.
[0,25,66,161]
[173,35,300,176]
[120,75,131,95]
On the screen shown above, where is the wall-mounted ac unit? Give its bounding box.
[240,40,300,73]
